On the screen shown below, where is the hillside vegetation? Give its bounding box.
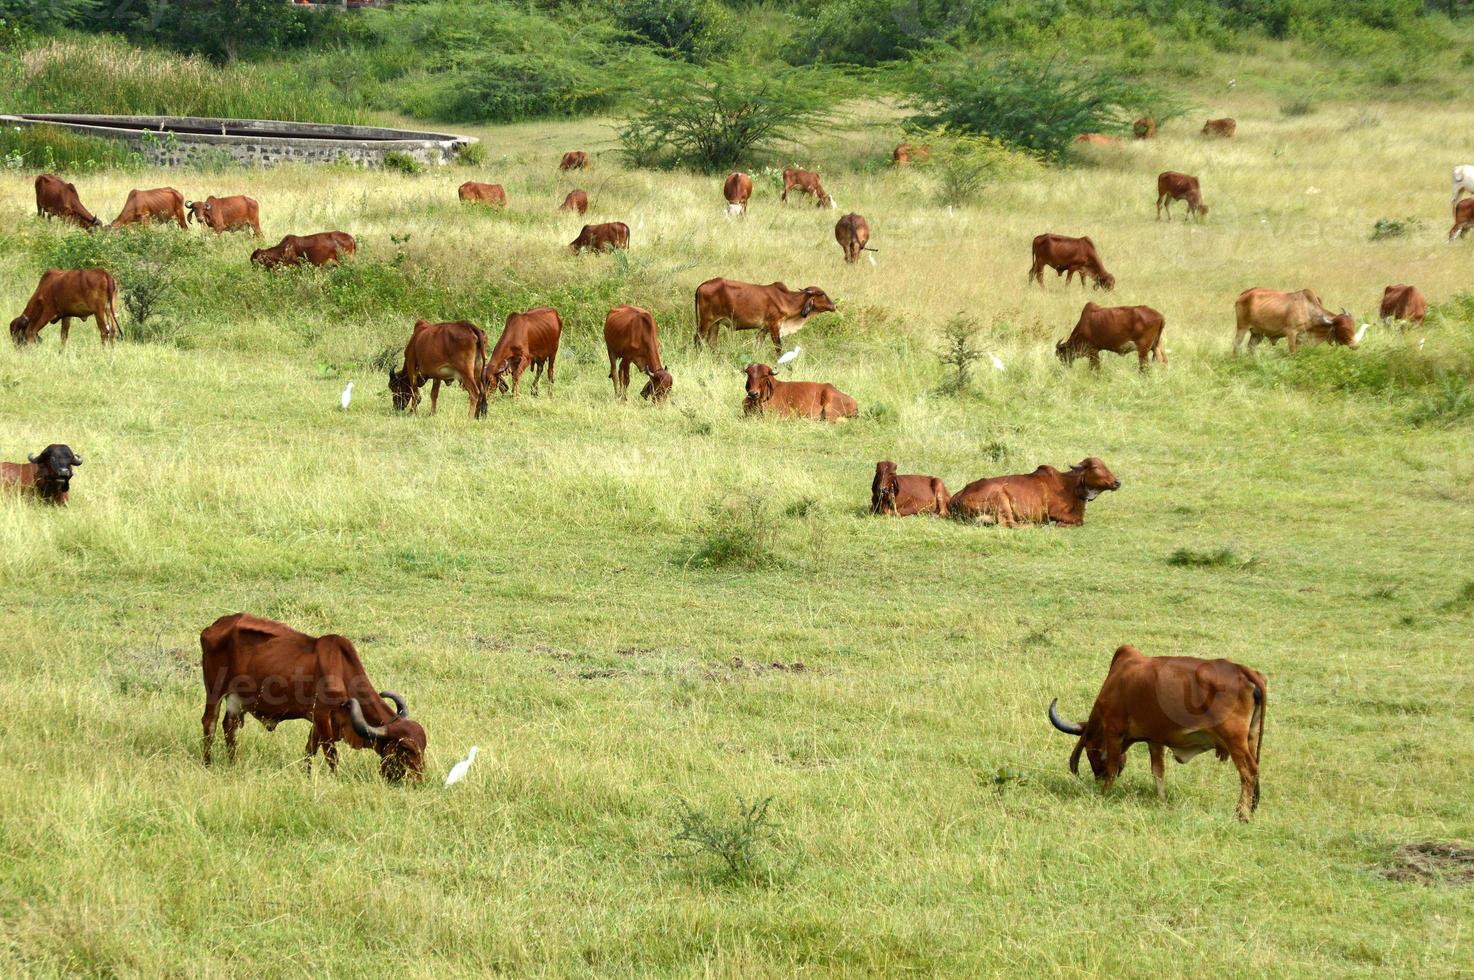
[1,96,1473,973]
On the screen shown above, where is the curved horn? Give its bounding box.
[27,453,37,463]
[1068,738,1086,775]
[1048,698,1085,736]
[347,698,389,740]
[70,453,82,465]
[380,690,409,720]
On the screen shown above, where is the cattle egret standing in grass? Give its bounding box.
[988,352,1005,372]
[776,346,801,368]
[1419,337,1426,351]
[339,381,353,410]
[1354,323,1370,345]
[446,746,479,786]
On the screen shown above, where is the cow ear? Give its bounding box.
[801,298,815,318]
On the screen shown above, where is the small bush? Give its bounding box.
[936,314,985,394]
[615,0,733,62]
[917,129,1034,207]
[1371,216,1421,241]
[1408,373,1474,428]
[381,151,423,175]
[667,796,781,883]
[43,227,193,342]
[1280,96,1316,117]
[1167,546,1260,569]
[456,142,488,167]
[685,492,782,570]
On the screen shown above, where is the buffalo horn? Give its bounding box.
[380,690,409,720]
[27,453,37,463]
[347,698,389,740]
[1048,698,1085,736]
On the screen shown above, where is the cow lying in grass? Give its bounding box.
[950,458,1120,526]
[1,444,82,506]
[870,461,949,516]
[742,363,856,421]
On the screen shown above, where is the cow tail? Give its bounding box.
[109,273,122,340]
[692,289,702,348]
[1245,669,1266,766]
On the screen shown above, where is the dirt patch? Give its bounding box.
[1380,841,1474,885]
[726,656,807,674]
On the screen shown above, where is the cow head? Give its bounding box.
[1329,310,1358,347]
[388,368,421,411]
[871,460,900,514]
[28,444,82,499]
[484,358,514,395]
[1048,699,1108,779]
[250,247,273,268]
[640,368,673,404]
[744,363,777,404]
[1070,457,1120,501]
[347,692,427,783]
[1055,338,1081,366]
[10,314,33,345]
[1092,270,1116,291]
[799,287,836,319]
[185,200,203,224]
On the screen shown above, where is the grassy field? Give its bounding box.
[2,98,1473,976]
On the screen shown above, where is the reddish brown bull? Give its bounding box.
[199,613,427,782]
[9,268,120,347]
[1074,133,1121,146]
[388,319,489,418]
[892,142,930,166]
[560,151,589,171]
[1234,287,1356,354]
[1202,117,1236,138]
[1057,302,1166,371]
[34,174,100,230]
[949,457,1120,527]
[570,222,629,254]
[185,194,261,236]
[0,444,81,506]
[1379,284,1427,329]
[1048,645,1267,821]
[560,189,589,214]
[459,182,507,206]
[1450,198,1474,241]
[110,187,187,229]
[1155,172,1208,221]
[1029,234,1115,290]
[742,363,856,421]
[723,172,752,214]
[1133,116,1156,140]
[250,231,356,269]
[835,213,873,263]
[484,307,562,397]
[870,461,949,516]
[694,278,837,352]
[604,305,671,403]
[781,167,833,208]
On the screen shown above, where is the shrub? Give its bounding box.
[684,492,783,569]
[381,151,423,175]
[667,796,781,883]
[615,0,733,62]
[785,0,954,66]
[1167,546,1260,569]
[936,314,985,393]
[918,129,1035,206]
[456,141,488,167]
[1280,96,1317,117]
[1370,216,1421,240]
[44,227,193,343]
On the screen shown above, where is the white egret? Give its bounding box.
[445,746,479,786]
[987,352,1005,372]
[339,381,353,410]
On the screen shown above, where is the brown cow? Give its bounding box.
[0,444,81,506]
[110,187,187,229]
[1450,197,1474,241]
[1234,287,1356,354]
[1202,117,1236,138]
[781,167,834,208]
[484,307,562,397]
[1074,133,1121,146]
[388,319,488,418]
[459,182,507,206]
[1155,172,1208,221]
[199,612,427,782]
[892,142,930,166]
[1057,303,1167,371]
[560,189,589,215]
[570,222,629,254]
[835,213,873,263]
[1379,284,1427,329]
[742,363,856,421]
[34,174,100,230]
[1048,645,1267,821]
[604,305,670,403]
[949,458,1120,527]
[1029,234,1115,291]
[560,151,589,171]
[870,461,949,516]
[723,172,752,214]
[9,268,120,347]
[694,278,837,352]
[185,194,261,236]
[1133,116,1156,140]
[250,231,356,269]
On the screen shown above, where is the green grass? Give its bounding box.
[1,100,1473,975]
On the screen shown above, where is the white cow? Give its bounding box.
[1453,165,1474,204]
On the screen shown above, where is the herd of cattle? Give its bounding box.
[5,126,1469,819]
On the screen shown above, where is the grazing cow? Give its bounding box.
[459,182,507,206]
[110,187,187,229]
[34,174,100,230]
[694,278,837,352]
[1451,164,1473,204]
[949,458,1120,527]
[870,461,949,517]
[1029,234,1115,291]
[1,444,81,506]
[199,613,427,782]
[781,167,834,208]
[1048,645,1267,821]
[559,189,588,214]
[560,151,589,171]
[1155,171,1208,221]
[742,363,856,421]
[9,268,120,348]
[723,172,752,215]
[569,221,629,254]
[604,305,670,403]
[1450,197,1474,241]
[1202,117,1236,138]
[892,142,930,166]
[1074,133,1121,146]
[388,319,488,418]
[250,231,356,269]
[1233,287,1356,354]
[1380,285,1427,330]
[835,213,873,263]
[1133,116,1156,140]
[484,307,562,397]
[1057,303,1166,371]
[185,194,261,236]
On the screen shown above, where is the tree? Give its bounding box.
[97,0,323,63]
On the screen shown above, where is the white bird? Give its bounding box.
[339,381,353,410]
[867,252,877,267]
[445,746,479,786]
[987,351,1005,372]
[1418,337,1426,351]
[1353,323,1369,344]
[1228,78,1237,90]
[1306,186,1321,195]
[947,205,954,218]
[776,346,802,367]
